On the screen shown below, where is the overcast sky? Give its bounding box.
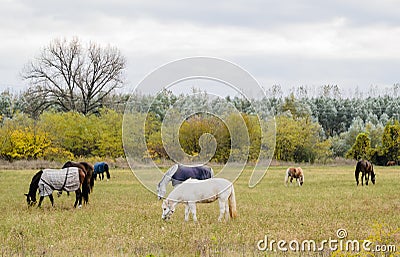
[1,0,399,97]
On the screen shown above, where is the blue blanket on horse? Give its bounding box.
[171,165,213,186]
[38,168,80,196]
[94,162,108,174]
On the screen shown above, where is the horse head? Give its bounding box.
[161,200,175,220]
[371,169,376,185]
[25,170,42,207]
[24,193,37,207]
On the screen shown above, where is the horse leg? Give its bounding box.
[365,172,369,186]
[355,172,359,186]
[361,173,364,186]
[184,203,190,221]
[74,191,78,208]
[38,196,45,207]
[188,202,197,222]
[49,194,54,207]
[218,200,226,222]
[77,189,82,208]
[225,200,230,220]
[74,189,82,208]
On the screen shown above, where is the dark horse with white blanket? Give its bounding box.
[355,160,376,186]
[157,164,214,199]
[25,167,87,208]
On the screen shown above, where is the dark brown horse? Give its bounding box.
[62,161,94,204]
[25,167,87,208]
[355,160,376,186]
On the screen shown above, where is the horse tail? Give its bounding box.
[105,163,111,180]
[90,174,95,192]
[82,162,95,192]
[81,169,90,204]
[228,185,237,219]
[370,163,376,184]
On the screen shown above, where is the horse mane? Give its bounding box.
[159,164,179,187]
[28,170,43,196]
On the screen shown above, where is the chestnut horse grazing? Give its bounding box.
[285,167,304,186]
[161,178,237,222]
[355,160,376,186]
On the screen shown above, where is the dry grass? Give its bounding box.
[0,165,399,256]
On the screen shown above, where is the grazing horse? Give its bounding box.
[355,160,376,186]
[24,167,86,208]
[94,162,110,181]
[161,178,237,222]
[386,161,396,166]
[284,167,304,186]
[157,164,214,200]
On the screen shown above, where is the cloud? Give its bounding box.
[0,0,399,93]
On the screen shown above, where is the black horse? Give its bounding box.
[25,167,87,208]
[94,162,110,181]
[355,160,376,186]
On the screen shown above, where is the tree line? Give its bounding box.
[1,88,399,165]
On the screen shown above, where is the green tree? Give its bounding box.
[346,132,371,160]
[92,109,124,158]
[381,120,400,162]
[274,116,330,163]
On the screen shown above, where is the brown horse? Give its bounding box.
[25,167,86,208]
[355,160,376,186]
[285,167,304,186]
[386,161,396,166]
[62,161,94,204]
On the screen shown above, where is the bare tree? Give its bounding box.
[21,37,126,115]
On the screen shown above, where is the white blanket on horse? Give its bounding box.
[39,168,80,196]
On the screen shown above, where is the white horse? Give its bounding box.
[284,167,304,186]
[157,164,214,200]
[161,178,237,222]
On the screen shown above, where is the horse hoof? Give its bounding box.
[78,205,82,209]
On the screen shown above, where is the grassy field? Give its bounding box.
[0,165,399,256]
